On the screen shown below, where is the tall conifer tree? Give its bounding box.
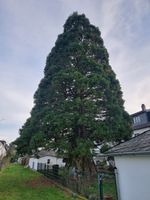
[15,13,131,171]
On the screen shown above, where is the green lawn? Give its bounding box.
[0,164,73,200]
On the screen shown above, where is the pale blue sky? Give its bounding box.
[0,0,150,143]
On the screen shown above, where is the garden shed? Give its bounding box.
[106,130,150,200]
[28,150,65,170]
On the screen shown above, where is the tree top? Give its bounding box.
[63,12,100,35]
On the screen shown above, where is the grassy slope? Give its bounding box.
[0,164,73,200]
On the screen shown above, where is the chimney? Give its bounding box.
[141,104,146,111]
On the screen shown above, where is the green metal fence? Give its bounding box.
[37,163,118,200]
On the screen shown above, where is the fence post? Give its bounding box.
[114,168,121,200]
[98,173,104,200]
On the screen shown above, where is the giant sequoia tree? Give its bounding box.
[15,13,131,171]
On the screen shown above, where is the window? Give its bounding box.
[47,159,50,164]
[133,116,141,125]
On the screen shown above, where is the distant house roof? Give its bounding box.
[105,130,150,156]
[38,150,58,157]
[131,109,150,117]
[0,140,9,151]
[0,140,6,145]
[31,150,63,158]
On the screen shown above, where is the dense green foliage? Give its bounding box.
[15,13,131,170]
[0,164,73,200]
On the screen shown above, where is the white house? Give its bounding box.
[28,150,65,170]
[131,104,150,137]
[0,140,7,161]
[0,140,10,169]
[0,140,9,161]
[106,130,150,200]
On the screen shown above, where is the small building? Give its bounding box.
[28,150,65,170]
[131,104,150,136]
[0,140,10,169]
[106,130,150,200]
[0,140,9,161]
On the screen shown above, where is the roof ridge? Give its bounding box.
[106,130,150,154]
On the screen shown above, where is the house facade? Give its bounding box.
[131,104,150,136]
[0,140,9,161]
[106,130,150,200]
[28,150,65,170]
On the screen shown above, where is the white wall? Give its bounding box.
[115,155,150,200]
[133,127,150,137]
[0,142,7,160]
[28,158,39,170]
[38,156,65,167]
[28,156,65,170]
